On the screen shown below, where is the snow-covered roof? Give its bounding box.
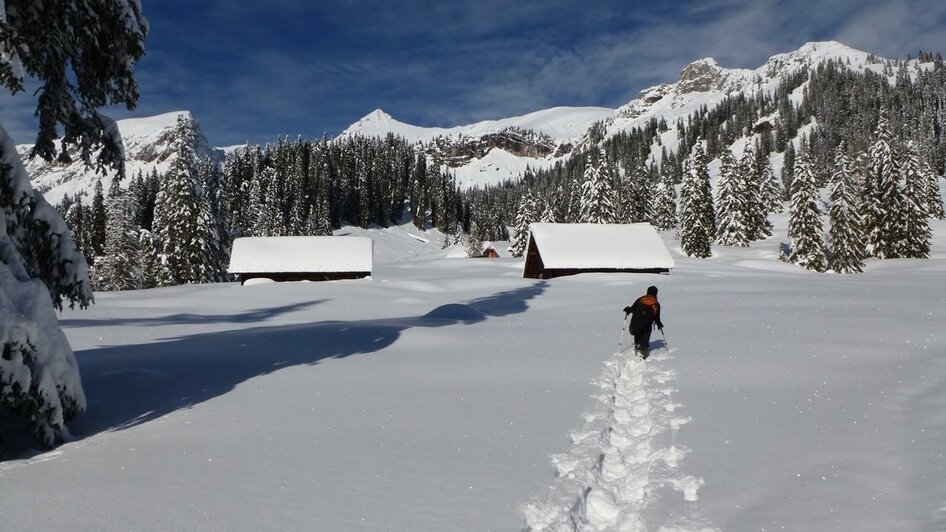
[527,223,674,270]
[228,236,373,274]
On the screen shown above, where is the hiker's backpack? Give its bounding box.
[635,295,658,322]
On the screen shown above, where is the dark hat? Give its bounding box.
[646,285,658,296]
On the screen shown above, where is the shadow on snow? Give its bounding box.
[62,281,548,447]
[58,299,329,328]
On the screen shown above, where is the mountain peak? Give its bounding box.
[678,57,726,93]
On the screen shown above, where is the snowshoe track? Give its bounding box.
[523,348,716,531]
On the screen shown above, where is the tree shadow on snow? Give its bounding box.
[64,281,548,444]
[58,299,329,328]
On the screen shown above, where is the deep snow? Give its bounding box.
[1,211,945,531]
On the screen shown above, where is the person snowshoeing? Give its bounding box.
[623,285,664,360]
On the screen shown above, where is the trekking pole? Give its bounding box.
[618,315,627,348]
[660,328,670,353]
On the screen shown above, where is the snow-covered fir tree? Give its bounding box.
[742,144,772,240]
[678,142,715,258]
[651,163,677,231]
[781,142,796,199]
[788,147,827,272]
[827,144,865,274]
[921,154,945,220]
[714,146,749,246]
[760,156,784,213]
[863,112,901,259]
[579,158,617,224]
[152,116,206,285]
[0,0,146,449]
[901,142,932,259]
[510,191,537,258]
[466,220,483,258]
[97,180,145,290]
[539,195,556,223]
[90,178,107,259]
[621,163,652,223]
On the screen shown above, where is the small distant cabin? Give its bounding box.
[228,236,373,284]
[523,223,674,279]
[480,242,501,258]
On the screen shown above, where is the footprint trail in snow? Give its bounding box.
[523,347,717,531]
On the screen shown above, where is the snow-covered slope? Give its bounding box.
[341,106,614,145]
[2,210,945,530]
[19,111,224,205]
[599,41,920,154]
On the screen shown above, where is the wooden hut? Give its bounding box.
[480,243,501,258]
[522,223,673,279]
[228,236,373,285]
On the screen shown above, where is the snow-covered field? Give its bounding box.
[2,213,945,531]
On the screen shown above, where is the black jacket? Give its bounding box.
[624,295,663,335]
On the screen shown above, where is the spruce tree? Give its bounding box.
[152,116,204,285]
[714,146,749,246]
[781,143,796,199]
[579,159,617,224]
[678,142,715,258]
[921,157,945,220]
[788,148,827,272]
[90,178,107,259]
[0,0,146,449]
[622,163,652,223]
[827,144,865,273]
[901,142,932,258]
[863,112,897,259]
[98,180,144,290]
[651,163,677,231]
[412,153,429,228]
[466,220,483,258]
[510,191,536,258]
[761,157,784,213]
[742,144,772,240]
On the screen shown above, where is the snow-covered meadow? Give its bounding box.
[2,213,945,531]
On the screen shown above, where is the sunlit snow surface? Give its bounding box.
[2,210,946,531]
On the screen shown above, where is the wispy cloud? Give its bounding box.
[2,0,945,147]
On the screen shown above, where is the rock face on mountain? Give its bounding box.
[20,111,223,205]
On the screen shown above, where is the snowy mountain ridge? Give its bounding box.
[20,41,926,197]
[340,106,615,145]
[20,110,224,205]
[340,41,919,189]
[597,41,916,151]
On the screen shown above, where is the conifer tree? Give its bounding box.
[579,159,616,224]
[98,180,144,290]
[714,147,749,246]
[622,163,652,223]
[781,143,796,199]
[510,191,536,258]
[742,144,772,240]
[921,157,945,219]
[863,112,899,259]
[827,144,865,273]
[901,142,932,258]
[152,116,204,285]
[0,0,146,448]
[412,153,429,228]
[466,220,483,258]
[90,178,107,259]
[761,157,784,213]
[788,148,827,271]
[678,142,715,257]
[651,163,677,231]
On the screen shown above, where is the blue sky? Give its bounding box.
[3,0,946,147]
